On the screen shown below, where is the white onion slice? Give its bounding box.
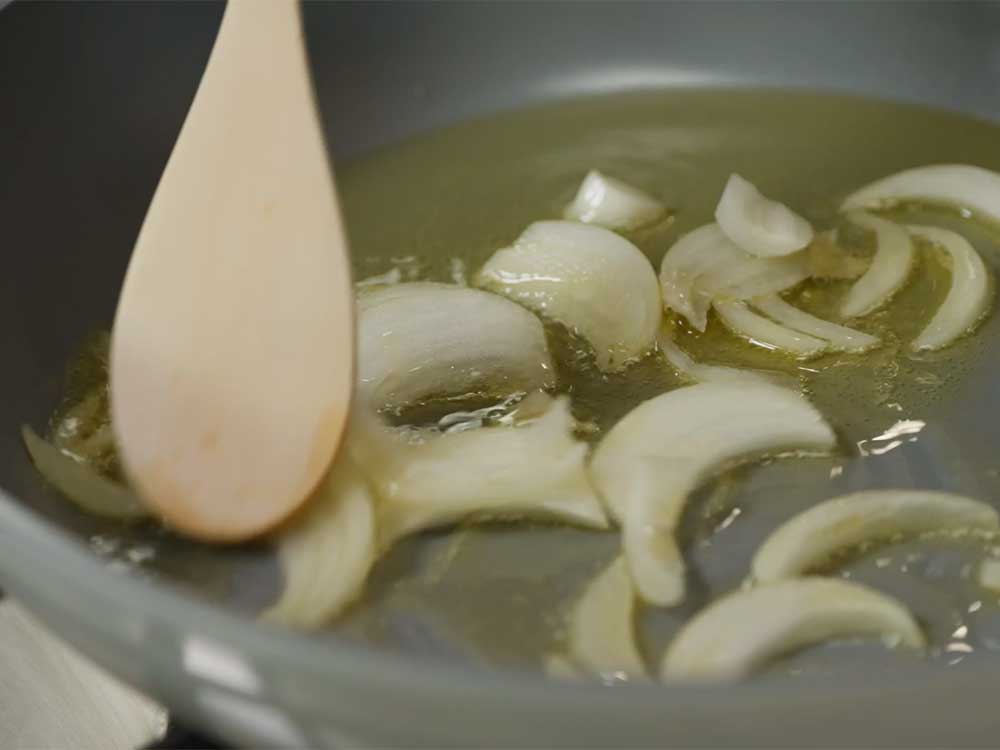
[661,578,924,681]
[263,455,377,628]
[353,395,609,547]
[752,294,880,353]
[659,223,809,331]
[357,283,554,411]
[477,221,662,371]
[752,490,999,584]
[656,326,787,387]
[589,382,835,605]
[566,556,647,680]
[715,173,814,257]
[713,299,828,358]
[841,164,1000,224]
[840,212,915,318]
[906,225,991,351]
[978,559,1000,592]
[563,170,664,230]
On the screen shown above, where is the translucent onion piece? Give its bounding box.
[656,325,787,387]
[353,395,609,547]
[563,170,664,230]
[589,383,835,605]
[840,212,915,318]
[752,490,999,584]
[713,299,828,359]
[263,456,376,629]
[752,294,880,353]
[841,164,1000,225]
[978,559,1000,592]
[715,173,814,257]
[659,223,809,331]
[661,578,924,681]
[21,426,147,520]
[357,282,554,410]
[478,221,662,370]
[566,556,647,680]
[906,225,991,351]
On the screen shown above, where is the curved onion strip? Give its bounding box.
[661,578,925,681]
[906,225,991,351]
[752,294,880,352]
[752,490,999,584]
[21,426,147,520]
[841,212,915,318]
[263,456,376,628]
[566,556,647,680]
[842,164,1000,225]
[477,221,661,371]
[351,395,609,547]
[656,325,787,387]
[563,170,664,230]
[357,282,554,411]
[715,173,814,257]
[589,382,835,605]
[713,299,828,358]
[978,559,1000,592]
[708,253,810,303]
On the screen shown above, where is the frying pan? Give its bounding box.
[3,2,1000,746]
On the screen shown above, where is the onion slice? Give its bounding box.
[661,578,925,681]
[566,556,647,680]
[656,325,788,387]
[21,426,147,520]
[563,170,664,231]
[906,225,991,351]
[352,394,609,547]
[715,173,814,257]
[841,164,1000,225]
[713,299,828,359]
[357,282,554,411]
[589,382,835,605]
[263,455,377,628]
[840,212,915,318]
[751,490,999,584]
[752,294,880,353]
[477,221,661,371]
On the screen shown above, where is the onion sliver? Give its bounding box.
[477,221,661,371]
[713,299,828,359]
[263,456,377,629]
[21,426,147,520]
[589,382,835,606]
[840,212,915,318]
[752,294,880,352]
[715,173,814,257]
[354,394,609,547]
[751,490,999,584]
[841,164,1000,225]
[906,225,991,351]
[566,556,647,680]
[656,325,786,387]
[661,578,924,681]
[357,283,554,411]
[563,170,664,231]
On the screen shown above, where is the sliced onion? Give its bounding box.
[352,394,609,547]
[589,382,835,605]
[841,164,1000,225]
[752,490,999,584]
[357,282,554,411]
[752,294,880,352]
[656,325,788,387]
[566,556,647,680]
[978,559,1000,592]
[715,173,814,257]
[906,225,991,351]
[563,170,664,231]
[21,426,147,520]
[840,212,915,318]
[713,299,828,359]
[263,455,376,629]
[661,578,924,681]
[477,221,662,370]
[659,223,809,331]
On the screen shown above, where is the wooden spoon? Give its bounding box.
[110,0,354,541]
